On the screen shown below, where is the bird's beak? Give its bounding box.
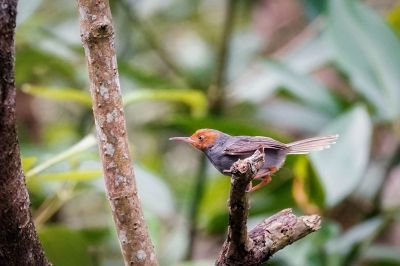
[169,136,194,144]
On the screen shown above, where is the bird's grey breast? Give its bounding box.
[203,134,239,175]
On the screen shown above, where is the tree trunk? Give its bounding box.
[77,0,157,265]
[0,0,51,265]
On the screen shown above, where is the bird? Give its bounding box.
[170,129,338,192]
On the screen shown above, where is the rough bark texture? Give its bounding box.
[0,1,51,265]
[216,150,321,265]
[77,1,157,265]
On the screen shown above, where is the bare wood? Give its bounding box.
[216,150,321,265]
[0,0,51,265]
[247,209,321,261]
[77,1,157,265]
[221,149,265,260]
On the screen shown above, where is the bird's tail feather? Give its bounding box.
[286,135,339,154]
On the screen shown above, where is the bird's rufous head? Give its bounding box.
[169,129,220,150]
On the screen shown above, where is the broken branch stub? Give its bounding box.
[216,150,321,265]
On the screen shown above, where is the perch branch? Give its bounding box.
[216,150,321,265]
[77,1,157,265]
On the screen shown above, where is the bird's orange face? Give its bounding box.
[169,129,220,150]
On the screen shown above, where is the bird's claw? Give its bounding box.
[245,182,252,193]
[223,169,232,174]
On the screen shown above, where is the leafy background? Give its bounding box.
[15,0,400,265]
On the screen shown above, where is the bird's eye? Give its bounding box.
[198,135,205,141]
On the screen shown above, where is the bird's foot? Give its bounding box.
[246,181,253,192]
[247,175,272,193]
[253,166,277,179]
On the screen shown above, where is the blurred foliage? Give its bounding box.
[39,226,94,266]
[14,0,400,265]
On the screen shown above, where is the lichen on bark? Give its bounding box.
[77,1,157,265]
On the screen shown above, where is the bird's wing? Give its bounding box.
[223,137,287,155]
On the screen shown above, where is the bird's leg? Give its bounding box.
[248,175,272,192]
[246,181,253,192]
[253,166,277,180]
[247,167,277,193]
[245,170,268,192]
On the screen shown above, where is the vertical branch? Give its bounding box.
[119,0,189,88]
[218,150,265,263]
[185,155,207,259]
[119,0,193,88]
[77,1,157,265]
[208,0,239,113]
[0,0,50,265]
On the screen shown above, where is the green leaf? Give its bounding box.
[22,85,92,107]
[39,225,93,266]
[199,176,230,233]
[303,0,327,19]
[21,156,38,172]
[231,37,333,104]
[156,216,188,265]
[292,157,325,212]
[15,47,77,86]
[326,217,383,254]
[274,220,340,266]
[79,227,110,245]
[263,60,339,115]
[16,0,42,26]
[26,134,97,178]
[119,61,178,89]
[22,85,207,118]
[135,165,175,218]
[310,106,372,207]
[325,217,385,265]
[123,89,208,118]
[363,244,400,265]
[326,0,400,120]
[354,161,387,202]
[387,5,400,36]
[30,169,102,183]
[259,99,332,134]
[249,178,296,215]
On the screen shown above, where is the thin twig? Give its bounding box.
[185,155,208,259]
[34,183,75,227]
[77,1,157,265]
[119,0,193,88]
[208,0,239,113]
[216,150,321,265]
